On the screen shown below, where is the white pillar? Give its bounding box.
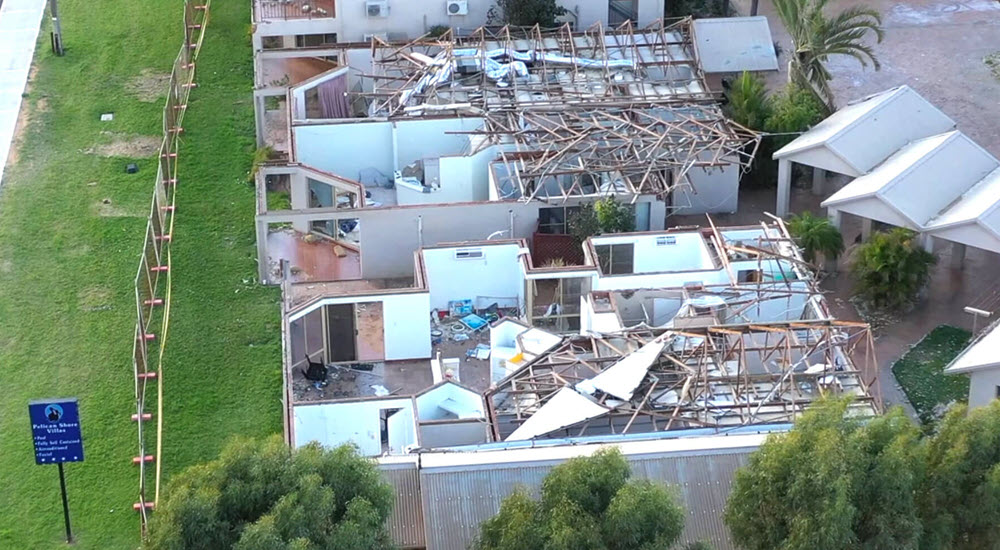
[919,233,935,254]
[776,159,792,217]
[811,167,825,196]
[828,208,842,230]
[951,242,966,269]
[256,219,270,284]
[860,218,874,241]
[290,172,310,233]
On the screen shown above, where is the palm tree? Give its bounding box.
[772,0,884,111]
[724,71,772,131]
[787,211,844,266]
[851,228,936,309]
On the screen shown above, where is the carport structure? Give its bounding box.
[772,86,1000,266]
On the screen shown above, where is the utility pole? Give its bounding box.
[49,0,64,56]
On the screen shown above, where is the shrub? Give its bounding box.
[851,228,936,309]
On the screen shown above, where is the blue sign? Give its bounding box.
[29,398,84,465]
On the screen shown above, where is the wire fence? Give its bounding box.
[130,0,210,533]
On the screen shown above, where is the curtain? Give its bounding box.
[317,73,349,119]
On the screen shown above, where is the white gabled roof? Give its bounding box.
[945,322,1000,375]
[821,131,1000,229]
[693,17,778,73]
[926,167,1000,229]
[773,86,955,176]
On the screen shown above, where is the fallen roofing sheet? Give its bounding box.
[506,387,609,441]
[577,335,669,400]
[0,0,46,183]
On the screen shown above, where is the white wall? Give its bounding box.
[419,421,490,448]
[289,292,432,360]
[294,121,393,181]
[293,398,416,456]
[593,232,716,273]
[968,369,1000,409]
[422,244,527,311]
[416,382,485,420]
[395,118,482,169]
[673,164,740,214]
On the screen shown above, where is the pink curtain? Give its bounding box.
[317,74,349,119]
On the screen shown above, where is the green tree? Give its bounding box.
[569,197,635,243]
[851,228,936,309]
[765,84,826,148]
[493,0,566,27]
[474,448,685,550]
[772,0,884,110]
[787,211,844,264]
[919,401,1000,550]
[724,72,772,131]
[145,436,394,550]
[665,0,727,18]
[724,400,923,550]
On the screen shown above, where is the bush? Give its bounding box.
[568,197,635,243]
[475,448,685,550]
[851,228,936,309]
[493,0,566,27]
[787,211,843,264]
[144,436,394,550]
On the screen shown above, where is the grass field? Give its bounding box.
[892,325,971,424]
[0,1,281,548]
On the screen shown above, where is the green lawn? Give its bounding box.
[892,325,971,423]
[0,1,281,548]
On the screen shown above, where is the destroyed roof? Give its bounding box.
[485,321,880,441]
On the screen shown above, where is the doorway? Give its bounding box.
[323,301,385,363]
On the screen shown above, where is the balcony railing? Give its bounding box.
[255,0,335,21]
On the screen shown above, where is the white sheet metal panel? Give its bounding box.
[946,322,1000,374]
[774,86,955,176]
[506,387,609,441]
[693,17,778,73]
[579,336,667,400]
[0,0,47,183]
[927,167,1000,229]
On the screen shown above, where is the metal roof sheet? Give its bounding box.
[693,17,778,73]
[945,321,1000,374]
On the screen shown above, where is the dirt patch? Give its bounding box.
[92,198,143,218]
[85,132,160,158]
[0,259,11,274]
[4,64,41,171]
[78,287,113,312]
[126,69,171,103]
[987,52,1000,82]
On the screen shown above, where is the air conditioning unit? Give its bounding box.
[446,0,468,15]
[366,0,388,17]
[363,32,388,42]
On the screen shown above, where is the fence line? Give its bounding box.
[130,0,211,533]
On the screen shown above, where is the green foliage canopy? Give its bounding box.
[493,0,566,27]
[475,448,684,550]
[724,400,924,550]
[851,228,936,309]
[569,197,635,243]
[772,0,884,110]
[144,436,394,550]
[786,211,844,264]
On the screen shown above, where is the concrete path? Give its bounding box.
[0,0,46,184]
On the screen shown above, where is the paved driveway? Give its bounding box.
[0,0,46,184]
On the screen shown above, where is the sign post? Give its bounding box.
[29,398,84,544]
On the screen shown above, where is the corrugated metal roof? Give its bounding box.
[418,440,762,550]
[945,320,1000,374]
[380,462,426,549]
[693,17,778,73]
